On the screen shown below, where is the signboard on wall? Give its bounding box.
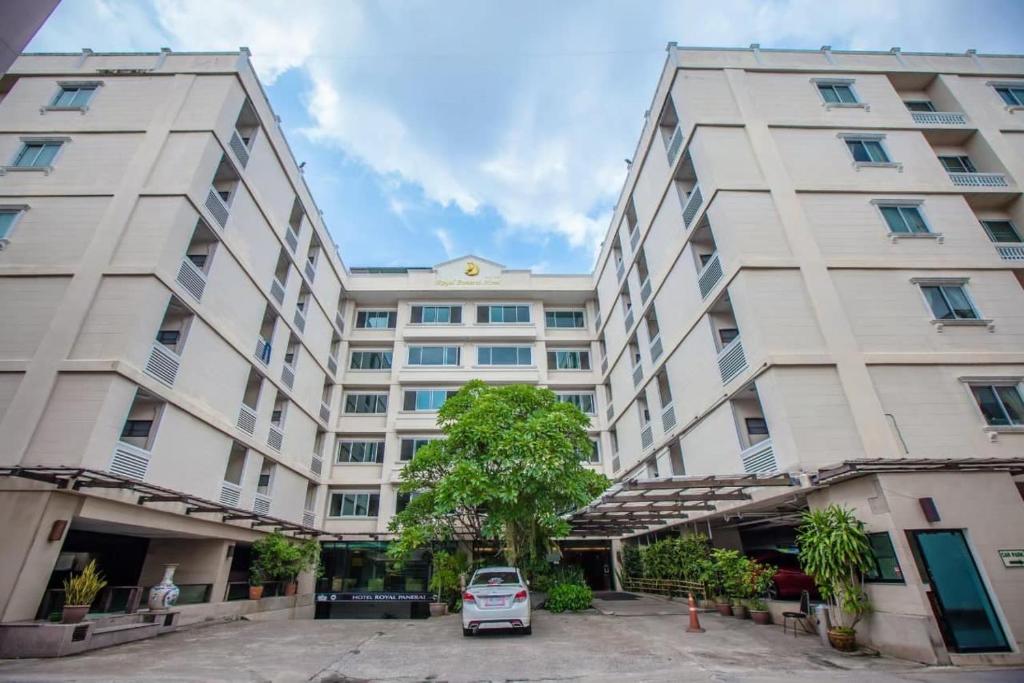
[316,592,431,602]
[998,549,1024,568]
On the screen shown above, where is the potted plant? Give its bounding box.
[798,505,874,652]
[710,549,744,616]
[61,560,107,624]
[746,560,776,625]
[248,564,265,600]
[252,532,321,597]
[428,550,468,616]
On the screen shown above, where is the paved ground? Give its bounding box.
[0,595,1021,682]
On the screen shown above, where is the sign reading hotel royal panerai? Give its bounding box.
[998,549,1024,568]
[316,592,431,602]
[434,256,502,288]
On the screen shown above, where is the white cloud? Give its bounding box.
[433,228,456,259]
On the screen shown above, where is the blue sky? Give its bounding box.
[29,0,1024,273]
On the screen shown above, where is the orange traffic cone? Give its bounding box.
[686,592,705,633]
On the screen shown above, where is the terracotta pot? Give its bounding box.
[429,602,448,617]
[284,582,297,596]
[61,605,90,624]
[732,604,749,619]
[248,585,264,600]
[750,610,771,625]
[715,602,733,616]
[828,628,857,652]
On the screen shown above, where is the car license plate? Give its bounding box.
[485,597,504,607]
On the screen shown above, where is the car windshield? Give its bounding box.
[471,571,520,586]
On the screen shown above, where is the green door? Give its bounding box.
[912,530,1009,653]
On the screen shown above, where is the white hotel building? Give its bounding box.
[0,46,1022,664]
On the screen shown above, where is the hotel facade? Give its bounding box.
[0,46,1022,663]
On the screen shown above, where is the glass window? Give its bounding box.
[51,85,97,108]
[745,417,769,436]
[355,311,397,329]
[980,220,1022,243]
[156,330,180,347]
[559,393,596,414]
[921,284,979,320]
[400,438,433,461]
[995,86,1024,107]
[478,304,530,324]
[846,139,890,164]
[0,210,20,240]
[719,328,739,346]
[865,532,905,583]
[350,350,392,370]
[584,439,600,463]
[415,390,450,411]
[880,205,929,234]
[120,420,152,438]
[818,82,858,104]
[329,492,380,517]
[337,441,385,463]
[344,394,388,414]
[938,155,977,173]
[12,142,62,168]
[408,346,460,366]
[970,384,1024,426]
[545,310,585,328]
[904,100,935,112]
[478,346,532,366]
[410,305,461,324]
[470,571,521,586]
[548,350,590,370]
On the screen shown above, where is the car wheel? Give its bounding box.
[767,583,779,601]
[462,628,473,637]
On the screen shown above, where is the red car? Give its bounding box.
[749,549,818,601]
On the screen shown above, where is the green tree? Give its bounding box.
[388,381,609,567]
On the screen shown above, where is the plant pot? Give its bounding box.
[429,602,448,617]
[750,610,771,625]
[248,585,264,600]
[61,605,90,624]
[732,604,749,619]
[715,602,733,616]
[828,628,857,652]
[284,581,297,597]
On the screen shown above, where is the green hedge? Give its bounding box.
[546,583,593,612]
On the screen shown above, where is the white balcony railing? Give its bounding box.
[666,126,684,165]
[650,334,664,362]
[697,252,723,299]
[219,481,242,507]
[270,278,285,305]
[267,425,284,451]
[640,423,654,450]
[110,441,151,481]
[640,277,652,304]
[682,185,703,228]
[205,188,229,228]
[661,403,677,433]
[310,454,323,477]
[237,403,257,435]
[911,111,967,126]
[740,438,777,474]
[285,228,299,253]
[995,244,1024,261]
[229,130,250,168]
[281,364,295,389]
[632,363,644,388]
[302,510,316,527]
[293,308,306,333]
[254,336,271,365]
[334,311,345,333]
[718,336,748,384]
[253,494,272,516]
[319,401,331,423]
[176,258,207,301]
[948,172,1009,188]
[327,354,338,375]
[145,342,180,387]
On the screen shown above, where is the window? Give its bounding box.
[558,393,596,414]
[745,417,769,436]
[970,384,1024,427]
[400,437,434,461]
[51,84,97,108]
[350,350,393,370]
[156,330,180,347]
[938,155,977,173]
[408,346,460,366]
[865,532,905,583]
[343,393,388,414]
[718,328,739,346]
[545,310,585,328]
[328,492,380,517]
[817,82,858,104]
[547,350,590,370]
[477,304,530,324]
[395,491,420,514]
[904,100,935,112]
[845,138,890,164]
[410,305,462,324]
[120,420,152,438]
[187,253,207,268]
[336,440,385,464]
[994,85,1024,107]
[0,209,24,243]
[920,284,979,321]
[580,438,600,464]
[11,141,62,169]
[355,310,397,329]
[980,220,1022,243]
[879,204,929,234]
[403,389,456,412]
[478,346,532,366]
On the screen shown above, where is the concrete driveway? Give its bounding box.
[0,595,1020,682]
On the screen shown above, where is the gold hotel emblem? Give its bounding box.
[464,261,480,277]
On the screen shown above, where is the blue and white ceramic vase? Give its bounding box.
[148,563,180,611]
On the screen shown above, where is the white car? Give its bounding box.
[461,566,531,636]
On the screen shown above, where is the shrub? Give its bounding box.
[619,544,643,580]
[63,560,107,606]
[532,564,584,593]
[546,583,593,612]
[252,531,321,584]
[429,550,469,607]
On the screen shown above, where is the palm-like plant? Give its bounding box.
[63,560,107,606]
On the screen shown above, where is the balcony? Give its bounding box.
[302,510,316,527]
[304,261,316,282]
[697,252,723,299]
[267,425,284,451]
[319,401,331,423]
[109,441,150,481]
[911,111,967,126]
[682,185,703,229]
[176,258,207,302]
[229,130,250,168]
[629,228,640,252]
[718,336,748,384]
[310,454,323,477]
[640,423,654,450]
[219,481,242,507]
[740,438,777,474]
[616,260,625,282]
[661,403,677,433]
[624,309,634,332]
[666,126,684,166]
[650,334,663,362]
[253,493,272,516]
[600,356,608,375]
[995,243,1024,261]
[254,336,271,366]
[293,309,306,333]
[334,311,345,333]
[145,342,180,387]
[640,277,652,304]
[204,188,229,228]
[237,404,257,435]
[632,363,644,388]
[270,278,285,305]
[948,172,1009,188]
[594,311,602,331]
[327,354,339,375]
[281,363,295,389]
[285,228,299,253]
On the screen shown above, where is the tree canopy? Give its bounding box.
[388,380,609,567]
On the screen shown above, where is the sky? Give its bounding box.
[27,0,1024,273]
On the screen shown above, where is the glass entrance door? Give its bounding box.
[912,530,1010,653]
